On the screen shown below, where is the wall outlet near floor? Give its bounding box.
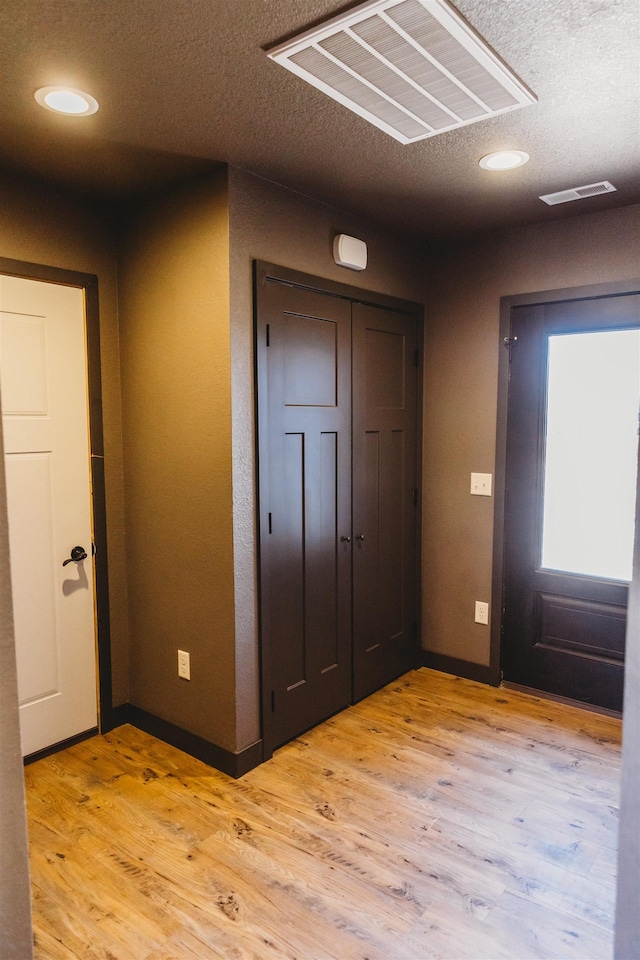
[474,601,489,625]
[178,649,191,680]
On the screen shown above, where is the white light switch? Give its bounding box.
[471,473,492,496]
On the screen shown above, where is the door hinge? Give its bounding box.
[271,691,275,712]
[266,323,270,346]
[268,512,272,534]
[413,488,418,507]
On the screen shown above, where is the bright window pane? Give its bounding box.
[541,329,640,581]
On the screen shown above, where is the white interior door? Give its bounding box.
[0,275,97,757]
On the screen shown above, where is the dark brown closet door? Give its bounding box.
[352,302,419,701]
[256,278,353,754]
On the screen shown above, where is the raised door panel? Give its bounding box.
[257,278,352,753]
[352,302,419,701]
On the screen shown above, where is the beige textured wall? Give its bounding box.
[0,395,33,957]
[422,203,640,665]
[228,166,427,749]
[0,173,129,704]
[119,170,237,751]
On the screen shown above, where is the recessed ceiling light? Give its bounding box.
[479,150,529,171]
[34,86,99,116]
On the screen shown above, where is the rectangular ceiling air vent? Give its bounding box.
[267,0,536,144]
[539,181,617,206]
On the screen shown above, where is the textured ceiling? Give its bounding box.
[0,0,638,241]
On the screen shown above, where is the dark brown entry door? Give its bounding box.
[503,293,640,710]
[257,279,353,752]
[352,302,419,701]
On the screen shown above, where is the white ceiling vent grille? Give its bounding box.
[267,0,536,144]
[539,181,617,206]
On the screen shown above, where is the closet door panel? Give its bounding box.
[352,303,419,701]
[257,278,353,754]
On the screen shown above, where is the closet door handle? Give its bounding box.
[340,536,351,543]
[355,534,365,541]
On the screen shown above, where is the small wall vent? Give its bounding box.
[267,0,536,144]
[539,181,617,206]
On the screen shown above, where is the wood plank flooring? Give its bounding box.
[24,669,622,960]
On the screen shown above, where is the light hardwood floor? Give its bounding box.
[24,669,622,960]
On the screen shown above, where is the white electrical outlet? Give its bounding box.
[475,601,489,625]
[470,473,492,496]
[178,649,191,680]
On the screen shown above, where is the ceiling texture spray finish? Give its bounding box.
[0,0,637,240]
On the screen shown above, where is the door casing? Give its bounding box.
[0,257,114,752]
[493,278,640,696]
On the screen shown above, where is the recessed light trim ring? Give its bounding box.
[35,86,99,116]
[479,149,529,170]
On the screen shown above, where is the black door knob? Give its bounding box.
[63,545,88,567]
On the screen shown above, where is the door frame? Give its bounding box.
[254,260,424,755]
[492,277,640,691]
[0,256,115,748]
